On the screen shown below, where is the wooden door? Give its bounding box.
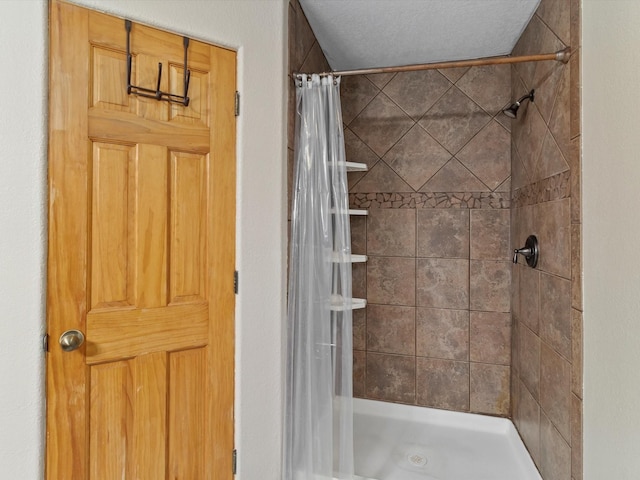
[46,1,236,478]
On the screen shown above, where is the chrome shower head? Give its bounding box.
[502,89,535,118]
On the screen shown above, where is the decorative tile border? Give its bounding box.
[349,192,510,209]
[512,170,571,208]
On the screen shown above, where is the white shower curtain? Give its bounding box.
[284,74,354,480]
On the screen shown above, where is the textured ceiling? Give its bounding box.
[298,0,541,71]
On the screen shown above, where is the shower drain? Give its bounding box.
[407,452,428,467]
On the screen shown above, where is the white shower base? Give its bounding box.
[352,398,541,480]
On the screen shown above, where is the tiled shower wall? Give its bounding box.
[510,1,582,479]
[343,67,513,416]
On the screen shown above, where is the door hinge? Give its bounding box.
[42,334,49,353]
[235,91,240,117]
[234,270,239,294]
[232,449,237,475]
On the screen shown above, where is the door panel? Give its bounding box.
[46,2,236,478]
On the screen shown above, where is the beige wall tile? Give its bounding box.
[539,273,572,360]
[352,261,367,299]
[367,256,415,306]
[367,305,416,355]
[569,52,581,140]
[511,263,521,322]
[300,41,330,75]
[353,308,366,351]
[470,209,510,261]
[416,358,469,411]
[419,86,490,155]
[519,266,540,333]
[549,63,571,164]
[514,104,548,182]
[382,125,451,190]
[353,350,366,398]
[571,224,582,310]
[536,198,571,279]
[340,75,379,126]
[416,308,469,361]
[537,0,571,46]
[382,70,451,121]
[540,411,571,480]
[366,353,415,403]
[516,379,541,466]
[519,324,541,400]
[367,208,416,257]
[456,64,511,115]
[420,158,488,193]
[470,311,511,365]
[470,260,511,312]
[470,363,510,415]
[350,93,414,157]
[535,131,569,183]
[571,394,583,480]
[351,161,413,193]
[293,1,316,71]
[571,309,583,399]
[350,215,367,255]
[344,128,380,187]
[417,258,469,309]
[540,342,571,443]
[366,72,396,90]
[417,209,469,258]
[457,120,511,190]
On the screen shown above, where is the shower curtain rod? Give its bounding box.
[307,47,571,78]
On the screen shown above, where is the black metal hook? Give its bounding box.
[125,19,191,106]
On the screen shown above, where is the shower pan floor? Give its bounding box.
[353,398,541,480]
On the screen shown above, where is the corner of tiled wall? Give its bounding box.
[510,0,582,479]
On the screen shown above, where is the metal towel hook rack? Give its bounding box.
[125,19,191,106]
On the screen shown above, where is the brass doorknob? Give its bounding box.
[59,330,85,352]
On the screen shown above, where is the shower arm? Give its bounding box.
[307,47,571,78]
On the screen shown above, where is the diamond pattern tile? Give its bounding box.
[383,70,451,120]
[513,103,547,183]
[351,161,413,193]
[419,86,491,155]
[344,127,380,187]
[366,72,396,89]
[534,131,569,182]
[456,65,511,115]
[439,67,470,84]
[495,176,511,193]
[350,93,414,157]
[420,158,487,192]
[511,143,530,191]
[300,42,330,76]
[549,64,571,163]
[457,120,511,191]
[293,3,316,72]
[341,75,380,125]
[382,125,451,191]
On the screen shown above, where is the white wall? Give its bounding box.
[0,2,48,478]
[0,1,287,478]
[583,1,640,478]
